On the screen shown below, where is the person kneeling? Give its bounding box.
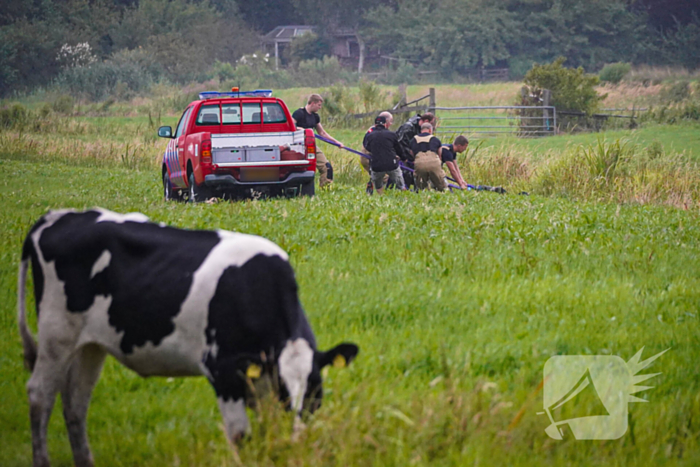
[411,123,446,192]
[441,135,469,190]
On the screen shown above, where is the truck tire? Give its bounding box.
[188,172,211,203]
[163,170,181,201]
[300,181,315,197]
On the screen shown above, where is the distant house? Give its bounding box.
[261,25,379,72]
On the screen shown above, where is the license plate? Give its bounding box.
[240,167,280,182]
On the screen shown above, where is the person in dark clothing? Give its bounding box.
[440,135,469,189]
[410,123,446,191]
[362,112,408,194]
[396,112,437,153]
[395,112,436,190]
[291,94,343,188]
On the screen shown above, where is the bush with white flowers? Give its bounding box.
[56,43,97,69]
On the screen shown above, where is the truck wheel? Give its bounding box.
[163,171,180,201]
[188,172,212,203]
[300,181,315,197]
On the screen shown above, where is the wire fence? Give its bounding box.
[433,105,557,140]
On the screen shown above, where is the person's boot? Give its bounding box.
[366,180,374,195]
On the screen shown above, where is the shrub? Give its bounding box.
[51,95,74,114]
[0,103,28,128]
[358,79,385,113]
[599,62,631,84]
[53,49,163,102]
[210,60,236,81]
[220,52,296,90]
[659,81,691,103]
[319,82,398,128]
[296,56,348,87]
[322,83,354,117]
[387,61,418,85]
[523,57,604,114]
[56,43,97,69]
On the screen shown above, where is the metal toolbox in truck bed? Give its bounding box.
[245,147,280,162]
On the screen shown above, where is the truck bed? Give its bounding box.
[212,130,308,167]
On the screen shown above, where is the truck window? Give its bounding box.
[263,103,286,123]
[175,107,192,137]
[222,104,241,124]
[196,104,220,125]
[242,103,262,124]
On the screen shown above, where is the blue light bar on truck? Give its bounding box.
[199,90,273,100]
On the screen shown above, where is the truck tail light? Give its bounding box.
[202,139,212,164]
[304,129,316,159]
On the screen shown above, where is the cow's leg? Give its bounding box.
[27,352,74,467]
[61,344,106,467]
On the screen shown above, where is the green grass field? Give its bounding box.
[1,84,699,465]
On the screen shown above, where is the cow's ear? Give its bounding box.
[240,354,266,380]
[317,343,359,369]
[215,353,265,381]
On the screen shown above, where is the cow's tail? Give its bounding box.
[18,242,37,372]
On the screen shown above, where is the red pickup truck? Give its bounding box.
[158,90,317,201]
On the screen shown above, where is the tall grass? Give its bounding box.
[323,129,700,208]
[465,138,700,208]
[625,65,700,84]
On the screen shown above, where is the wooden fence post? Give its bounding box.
[542,89,552,133]
[399,84,407,107]
[429,87,436,114]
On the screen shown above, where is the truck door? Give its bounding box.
[188,104,220,183]
[171,106,193,188]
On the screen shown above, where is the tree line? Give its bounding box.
[0,0,698,97]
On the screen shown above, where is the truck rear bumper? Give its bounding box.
[204,170,315,188]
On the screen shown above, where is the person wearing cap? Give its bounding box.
[411,123,446,191]
[362,112,408,194]
[440,135,469,190]
[292,93,343,188]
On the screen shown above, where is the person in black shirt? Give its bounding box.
[440,135,469,189]
[395,112,436,190]
[410,123,447,191]
[396,112,436,155]
[291,94,343,188]
[362,112,408,194]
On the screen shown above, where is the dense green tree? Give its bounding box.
[364,0,517,72]
[663,15,700,69]
[1,0,699,98]
[236,0,302,33]
[633,0,700,30]
[504,0,650,71]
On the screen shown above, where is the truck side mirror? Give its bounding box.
[158,126,173,138]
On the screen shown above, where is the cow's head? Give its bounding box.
[241,339,359,416]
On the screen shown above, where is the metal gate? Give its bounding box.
[433,105,557,139]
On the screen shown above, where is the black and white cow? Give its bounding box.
[18,208,359,467]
